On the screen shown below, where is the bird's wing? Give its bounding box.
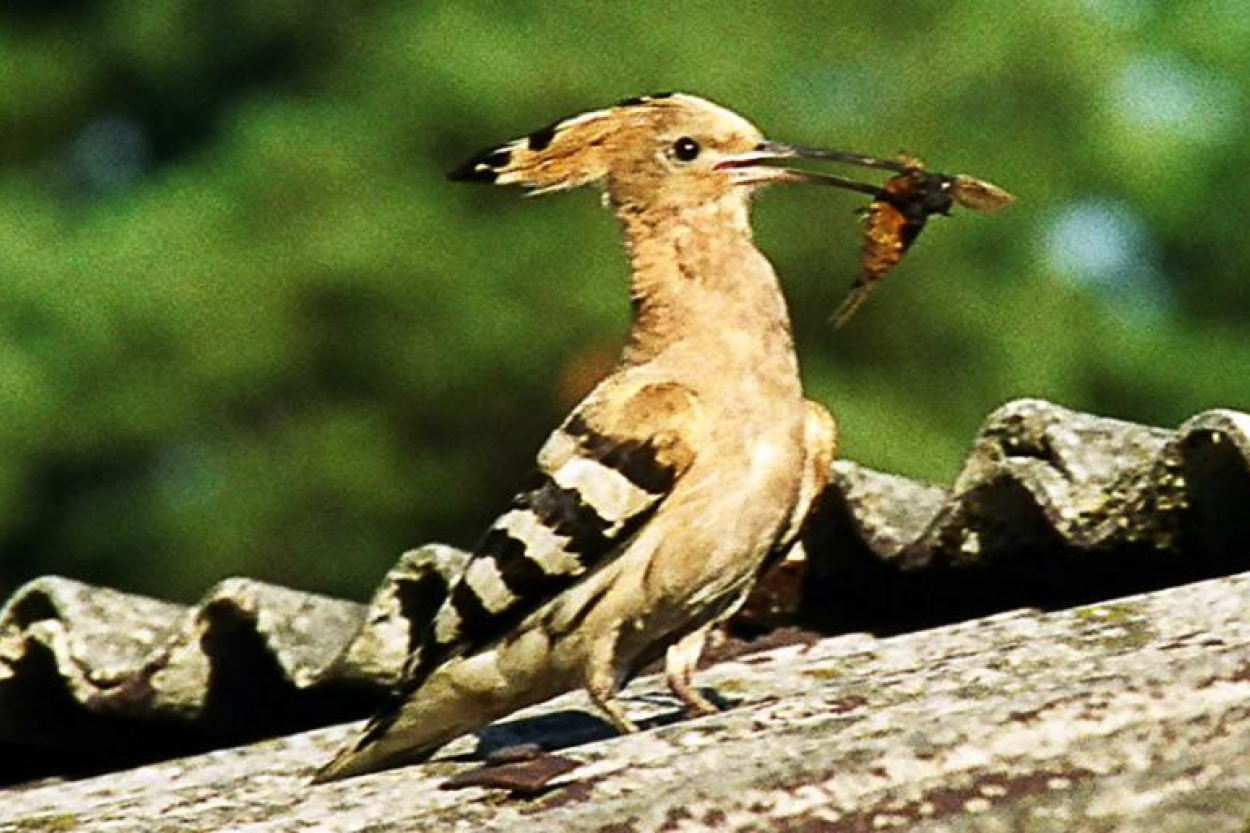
[312,381,703,781]
[395,379,701,698]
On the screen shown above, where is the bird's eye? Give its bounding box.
[672,137,701,162]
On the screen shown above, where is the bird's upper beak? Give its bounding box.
[716,141,904,195]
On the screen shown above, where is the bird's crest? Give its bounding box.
[448,93,741,196]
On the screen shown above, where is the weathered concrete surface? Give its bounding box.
[4,571,1249,832]
[5,400,1250,785]
[0,546,467,782]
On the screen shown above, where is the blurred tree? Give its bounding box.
[0,1,1247,601]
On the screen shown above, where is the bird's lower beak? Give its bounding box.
[716,141,902,194]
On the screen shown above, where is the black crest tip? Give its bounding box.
[617,91,675,107]
[448,147,512,183]
[526,121,559,152]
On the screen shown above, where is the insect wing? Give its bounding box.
[950,174,1015,213]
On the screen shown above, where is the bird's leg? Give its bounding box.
[664,624,719,717]
[585,629,639,734]
[588,686,639,735]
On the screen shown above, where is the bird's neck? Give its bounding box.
[615,195,799,383]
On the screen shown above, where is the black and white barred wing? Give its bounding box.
[310,382,701,781]
[410,380,700,690]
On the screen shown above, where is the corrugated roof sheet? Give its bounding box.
[2,398,1248,783]
[5,568,1249,831]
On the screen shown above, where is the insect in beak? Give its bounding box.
[825,154,1014,326]
[718,143,1014,326]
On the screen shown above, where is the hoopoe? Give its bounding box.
[314,92,842,782]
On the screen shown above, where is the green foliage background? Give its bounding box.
[1,1,1247,601]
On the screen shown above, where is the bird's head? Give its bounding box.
[449,93,849,214]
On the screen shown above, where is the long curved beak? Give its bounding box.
[716,141,899,194]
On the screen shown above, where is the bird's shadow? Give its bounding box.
[465,687,736,760]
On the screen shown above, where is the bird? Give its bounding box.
[313,92,840,782]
